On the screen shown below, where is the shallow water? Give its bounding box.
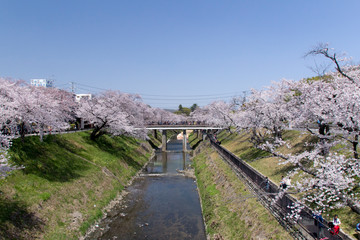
[86,140,206,240]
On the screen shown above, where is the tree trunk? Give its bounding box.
[342,195,360,215]
[39,123,44,142]
[19,122,26,142]
[353,134,359,159]
[273,126,282,139]
[90,122,107,140]
[90,127,101,140]
[90,126,106,140]
[318,121,330,155]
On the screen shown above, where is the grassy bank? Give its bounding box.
[193,141,291,240]
[215,130,360,238]
[0,131,153,240]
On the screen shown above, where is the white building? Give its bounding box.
[30,79,54,88]
[75,94,92,102]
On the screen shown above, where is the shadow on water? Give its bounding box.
[10,136,90,182]
[0,195,44,240]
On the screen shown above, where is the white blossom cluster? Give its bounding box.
[286,202,304,223]
[0,134,13,178]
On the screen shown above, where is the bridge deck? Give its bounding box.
[145,125,223,130]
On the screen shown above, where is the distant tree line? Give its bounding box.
[174,103,198,116]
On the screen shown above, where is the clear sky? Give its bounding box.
[1,0,360,109]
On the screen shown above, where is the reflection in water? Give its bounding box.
[145,144,192,175]
[182,151,186,170]
[86,140,206,240]
[162,151,167,173]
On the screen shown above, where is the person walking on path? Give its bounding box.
[264,176,270,191]
[313,210,325,239]
[280,176,285,189]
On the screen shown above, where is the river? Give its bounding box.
[85,139,206,240]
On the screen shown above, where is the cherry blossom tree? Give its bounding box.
[259,138,360,215]
[77,90,148,140]
[11,85,76,141]
[0,78,22,178]
[305,43,357,85]
[232,79,297,147]
[150,108,185,125]
[304,44,360,158]
[233,69,360,215]
[0,134,14,178]
[190,101,236,130]
[289,71,360,157]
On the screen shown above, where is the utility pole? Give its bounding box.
[242,90,247,102]
[70,82,75,93]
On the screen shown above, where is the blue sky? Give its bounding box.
[1,0,360,109]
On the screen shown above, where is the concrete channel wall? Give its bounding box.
[209,136,353,240]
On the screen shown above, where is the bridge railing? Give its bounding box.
[209,136,352,240]
[146,121,206,125]
[146,124,219,128]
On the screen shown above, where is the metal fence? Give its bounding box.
[209,136,353,240]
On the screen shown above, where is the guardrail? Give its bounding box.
[209,136,353,240]
[145,125,223,130]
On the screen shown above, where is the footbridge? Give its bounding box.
[146,125,223,151]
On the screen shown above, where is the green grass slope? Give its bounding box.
[0,131,153,240]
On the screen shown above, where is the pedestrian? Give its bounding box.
[264,177,270,191]
[313,210,325,239]
[333,215,341,227]
[280,176,287,189]
[285,177,291,188]
[329,215,341,235]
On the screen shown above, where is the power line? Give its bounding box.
[75,82,108,91]
[73,81,248,98]
[55,83,69,87]
[76,87,98,93]
[141,95,239,101]
[135,92,243,97]
[58,81,248,108]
